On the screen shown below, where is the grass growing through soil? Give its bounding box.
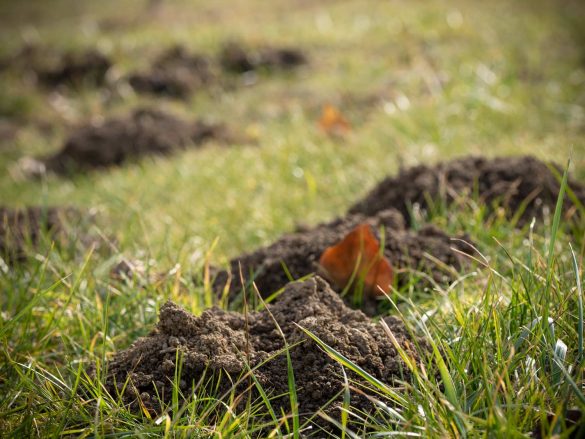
[306,177,585,437]
[2,177,584,437]
[1,0,585,437]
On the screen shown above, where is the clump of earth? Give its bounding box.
[212,209,472,312]
[128,46,214,99]
[0,45,112,87]
[36,107,232,174]
[219,42,307,74]
[102,277,419,433]
[0,206,81,262]
[349,155,585,226]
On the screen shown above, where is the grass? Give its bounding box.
[0,0,584,437]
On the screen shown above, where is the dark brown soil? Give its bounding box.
[349,156,585,226]
[212,209,473,310]
[128,46,214,98]
[36,49,112,87]
[220,42,307,74]
[1,45,112,87]
[40,108,232,174]
[103,277,418,433]
[0,206,74,262]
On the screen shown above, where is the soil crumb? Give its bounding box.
[213,209,472,309]
[349,155,585,226]
[128,46,214,98]
[39,108,232,174]
[0,206,77,262]
[103,277,418,433]
[1,45,112,87]
[220,42,307,74]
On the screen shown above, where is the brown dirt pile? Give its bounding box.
[41,108,231,174]
[213,209,472,307]
[103,277,418,432]
[36,49,112,87]
[349,155,585,226]
[0,45,111,87]
[220,42,307,74]
[128,46,214,99]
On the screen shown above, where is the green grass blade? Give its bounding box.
[569,243,583,361]
[296,324,408,407]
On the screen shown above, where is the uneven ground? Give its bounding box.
[1,0,585,437]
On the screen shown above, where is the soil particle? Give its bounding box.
[212,209,472,308]
[349,155,585,226]
[220,42,307,74]
[128,46,214,98]
[40,107,232,174]
[0,206,75,262]
[103,277,418,432]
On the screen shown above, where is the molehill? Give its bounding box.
[103,277,419,432]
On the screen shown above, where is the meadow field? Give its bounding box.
[1,0,584,436]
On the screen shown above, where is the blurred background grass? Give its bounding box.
[0,0,583,264]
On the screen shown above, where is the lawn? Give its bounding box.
[0,0,584,437]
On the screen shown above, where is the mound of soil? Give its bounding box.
[41,108,232,174]
[0,206,74,262]
[128,46,214,98]
[349,156,585,226]
[220,42,307,74]
[103,277,418,432]
[212,209,472,308]
[36,49,112,87]
[1,45,112,87]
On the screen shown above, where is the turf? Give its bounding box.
[0,0,584,437]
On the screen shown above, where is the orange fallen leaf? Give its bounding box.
[318,104,351,136]
[319,223,393,297]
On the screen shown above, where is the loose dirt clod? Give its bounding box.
[0,206,76,262]
[349,155,585,226]
[213,209,472,308]
[220,42,307,73]
[128,46,214,98]
[102,277,418,432]
[40,108,232,174]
